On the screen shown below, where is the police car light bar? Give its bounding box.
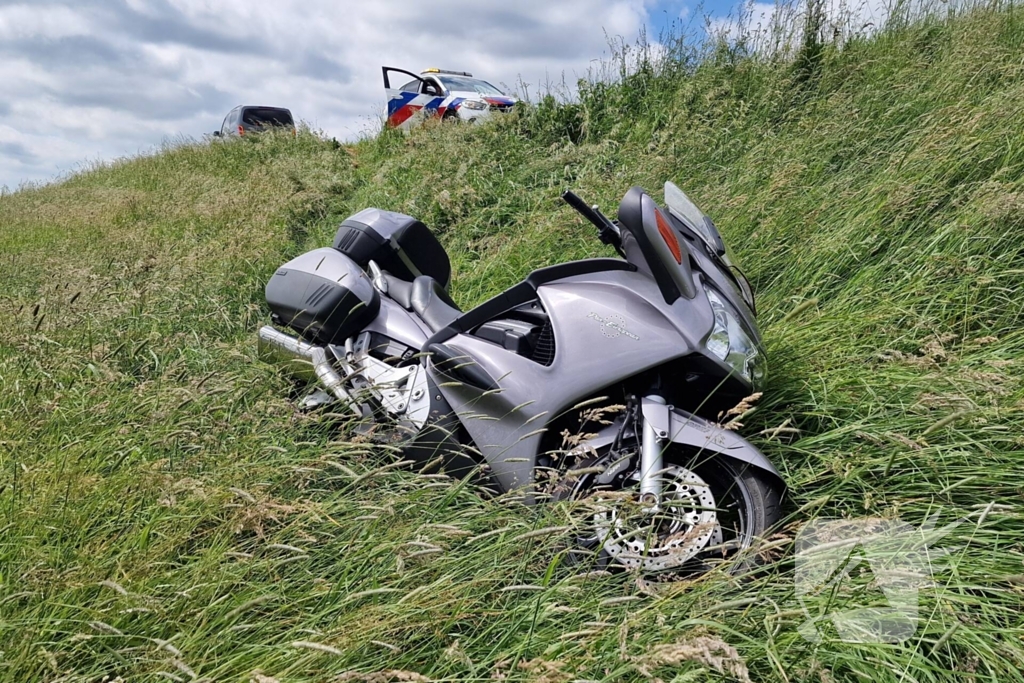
[423,68,473,77]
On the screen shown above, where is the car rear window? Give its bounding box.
[242,108,294,127]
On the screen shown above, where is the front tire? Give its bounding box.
[555,446,782,577]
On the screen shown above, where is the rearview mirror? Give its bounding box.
[213,131,221,137]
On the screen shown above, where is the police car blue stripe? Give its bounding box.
[387,91,420,117]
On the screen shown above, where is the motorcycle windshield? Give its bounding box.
[664,181,756,313]
[664,181,724,254]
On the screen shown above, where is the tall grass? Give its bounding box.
[2,1,1023,681]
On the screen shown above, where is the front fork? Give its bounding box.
[639,395,672,509]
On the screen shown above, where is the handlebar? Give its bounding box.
[561,190,622,249]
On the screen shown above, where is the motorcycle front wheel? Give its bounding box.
[553,444,783,577]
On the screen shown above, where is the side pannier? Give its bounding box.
[265,248,380,344]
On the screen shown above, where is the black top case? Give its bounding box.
[333,208,451,289]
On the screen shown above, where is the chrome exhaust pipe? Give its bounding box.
[257,326,360,415]
[258,325,317,381]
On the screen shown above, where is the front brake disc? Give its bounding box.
[589,464,718,571]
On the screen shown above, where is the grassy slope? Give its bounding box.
[2,6,1024,682]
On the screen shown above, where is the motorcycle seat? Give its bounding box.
[382,272,414,309]
[411,275,462,332]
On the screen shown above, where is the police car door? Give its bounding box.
[382,67,445,130]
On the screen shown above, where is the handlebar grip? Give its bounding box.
[562,190,622,248]
[562,190,612,232]
[561,190,604,229]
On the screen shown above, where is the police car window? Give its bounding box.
[398,80,420,93]
[436,76,503,95]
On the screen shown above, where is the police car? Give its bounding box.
[382,67,518,130]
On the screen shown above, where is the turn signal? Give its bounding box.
[655,210,682,264]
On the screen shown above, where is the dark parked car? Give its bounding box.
[214,106,295,137]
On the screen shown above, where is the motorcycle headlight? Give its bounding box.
[460,100,487,110]
[703,283,764,388]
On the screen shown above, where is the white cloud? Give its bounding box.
[0,0,652,189]
[0,4,92,39]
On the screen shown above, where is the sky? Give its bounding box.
[0,0,745,191]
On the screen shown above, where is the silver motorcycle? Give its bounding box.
[258,182,785,574]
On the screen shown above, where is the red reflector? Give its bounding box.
[238,125,244,136]
[655,211,682,264]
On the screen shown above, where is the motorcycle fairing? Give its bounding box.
[427,267,715,494]
[424,258,634,346]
